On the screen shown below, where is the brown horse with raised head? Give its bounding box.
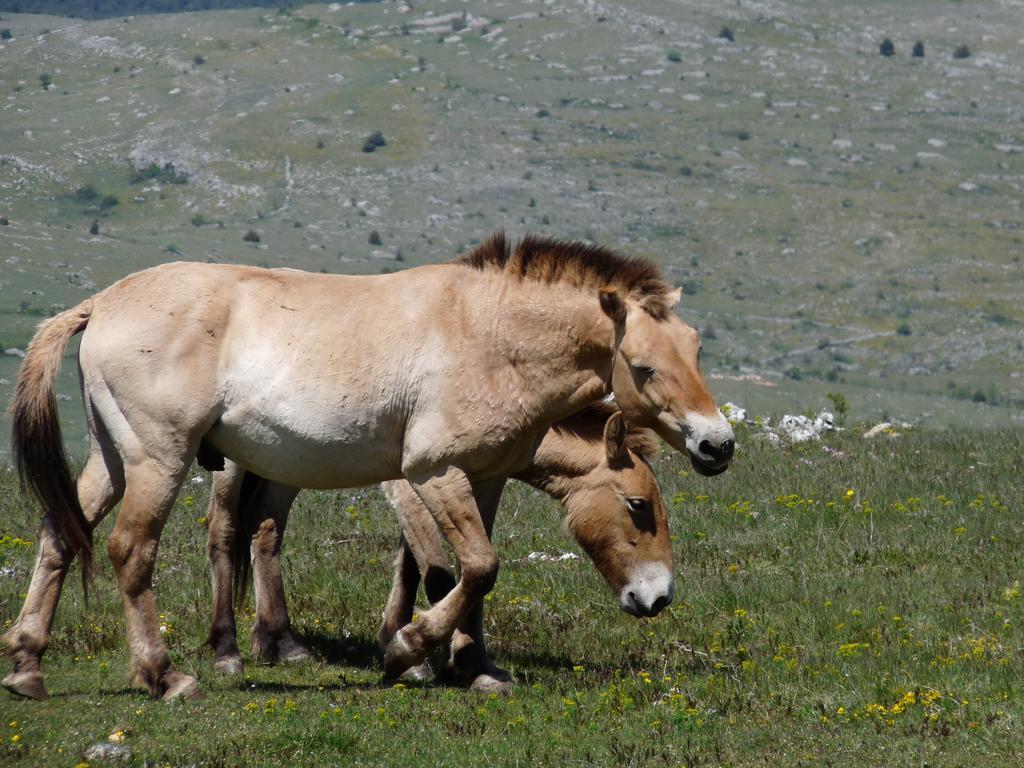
[205,404,669,687]
[5,233,733,699]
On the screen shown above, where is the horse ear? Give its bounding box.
[604,411,629,462]
[599,287,627,325]
[666,287,682,309]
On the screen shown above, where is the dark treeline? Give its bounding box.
[0,0,378,20]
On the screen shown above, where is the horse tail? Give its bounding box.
[8,299,94,589]
[232,470,263,606]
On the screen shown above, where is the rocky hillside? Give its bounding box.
[1,0,1022,453]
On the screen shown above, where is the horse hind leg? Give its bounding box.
[2,417,124,700]
[107,459,197,700]
[248,482,305,664]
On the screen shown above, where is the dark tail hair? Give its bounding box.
[231,470,264,606]
[8,299,94,590]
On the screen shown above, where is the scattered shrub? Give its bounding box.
[39,73,51,89]
[666,49,682,63]
[191,214,207,227]
[89,219,99,235]
[74,185,99,203]
[368,230,382,246]
[131,162,188,185]
[100,194,119,210]
[912,40,925,58]
[826,392,849,426]
[1,28,12,40]
[243,229,261,243]
[362,130,386,153]
[896,322,912,336]
[719,26,734,42]
[879,38,895,57]
[193,54,205,66]
[953,44,971,59]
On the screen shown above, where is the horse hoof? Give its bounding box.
[2,670,49,700]
[469,672,514,694]
[400,662,434,683]
[213,655,244,676]
[383,631,424,678]
[277,639,311,664]
[161,672,202,701]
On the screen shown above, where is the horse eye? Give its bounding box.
[627,497,646,513]
[634,365,655,379]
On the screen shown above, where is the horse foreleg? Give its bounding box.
[3,434,124,700]
[206,463,245,675]
[379,480,455,651]
[444,479,512,692]
[383,469,505,680]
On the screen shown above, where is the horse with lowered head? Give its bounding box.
[206,404,670,689]
[5,232,733,700]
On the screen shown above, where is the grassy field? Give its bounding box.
[1,423,1022,766]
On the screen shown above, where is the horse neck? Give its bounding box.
[478,277,616,423]
[512,426,604,504]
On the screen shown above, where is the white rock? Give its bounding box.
[721,402,747,425]
[83,743,132,763]
[3,348,26,358]
[831,139,853,149]
[777,414,818,442]
[785,157,808,167]
[527,552,580,562]
[814,411,836,432]
[863,422,894,439]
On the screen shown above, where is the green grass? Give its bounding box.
[1,426,1022,766]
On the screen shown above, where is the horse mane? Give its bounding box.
[455,231,675,320]
[554,402,661,464]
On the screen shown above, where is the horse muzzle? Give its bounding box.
[619,563,674,618]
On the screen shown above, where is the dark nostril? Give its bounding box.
[650,595,669,616]
[699,438,735,462]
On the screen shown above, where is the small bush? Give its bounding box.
[100,194,119,210]
[1,28,12,40]
[718,26,734,42]
[368,230,382,246]
[362,130,386,153]
[953,44,971,59]
[89,219,99,235]
[879,38,895,57]
[39,73,51,89]
[131,163,189,185]
[243,229,261,243]
[912,40,925,58]
[191,214,208,227]
[75,185,99,203]
[193,54,205,66]
[896,322,912,336]
[666,49,682,63]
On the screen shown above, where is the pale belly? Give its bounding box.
[206,369,406,489]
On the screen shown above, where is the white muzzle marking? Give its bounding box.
[619,562,674,617]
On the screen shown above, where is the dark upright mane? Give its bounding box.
[455,231,675,319]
